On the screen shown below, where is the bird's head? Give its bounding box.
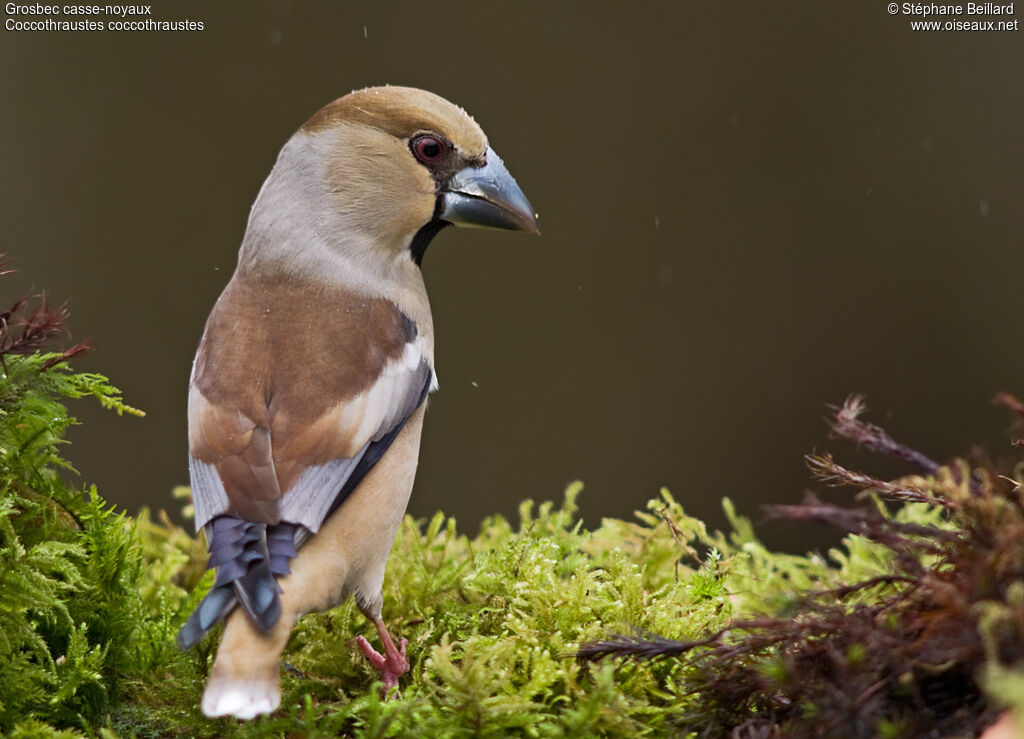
[245,86,538,275]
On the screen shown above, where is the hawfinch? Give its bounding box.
[178,86,538,719]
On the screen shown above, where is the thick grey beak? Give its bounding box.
[440,147,540,234]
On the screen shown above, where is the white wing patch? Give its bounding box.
[275,336,432,533]
[190,455,231,531]
[189,331,431,535]
[277,451,368,532]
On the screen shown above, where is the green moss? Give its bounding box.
[0,351,145,733]
[2,347,1023,736]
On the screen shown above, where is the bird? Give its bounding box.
[177,85,539,719]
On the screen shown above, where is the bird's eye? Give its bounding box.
[411,135,447,164]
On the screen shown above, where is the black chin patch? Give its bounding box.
[410,220,450,266]
[410,198,452,266]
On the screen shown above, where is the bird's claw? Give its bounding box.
[355,633,408,695]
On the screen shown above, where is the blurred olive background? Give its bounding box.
[2,1,1021,551]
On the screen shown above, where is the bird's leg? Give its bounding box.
[355,618,409,694]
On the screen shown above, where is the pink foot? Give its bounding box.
[355,620,409,695]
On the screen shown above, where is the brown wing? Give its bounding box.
[187,270,430,532]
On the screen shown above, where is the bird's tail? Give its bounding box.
[177,517,298,650]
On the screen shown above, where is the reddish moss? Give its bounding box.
[580,396,1024,738]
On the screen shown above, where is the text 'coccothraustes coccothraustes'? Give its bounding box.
[177,86,539,719]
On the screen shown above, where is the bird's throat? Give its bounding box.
[409,219,451,267]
